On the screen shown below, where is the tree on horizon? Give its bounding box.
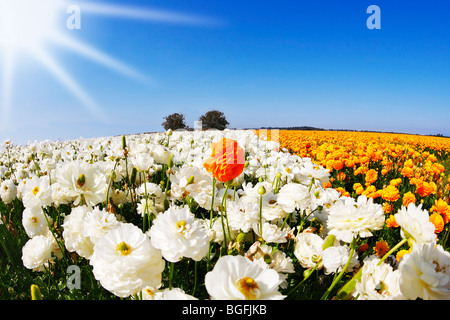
[162,113,187,131]
[199,110,229,130]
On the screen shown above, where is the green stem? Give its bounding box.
[219,185,229,252]
[209,178,216,228]
[259,193,264,244]
[287,264,318,298]
[168,262,175,290]
[142,173,150,232]
[308,177,315,193]
[43,208,69,267]
[280,211,291,231]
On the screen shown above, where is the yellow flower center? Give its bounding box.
[235,277,260,300]
[32,186,40,196]
[176,220,187,233]
[116,241,132,256]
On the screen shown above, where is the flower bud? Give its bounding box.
[168,154,174,168]
[236,232,246,244]
[130,167,137,185]
[257,186,266,195]
[187,175,195,185]
[122,135,127,150]
[31,285,43,300]
[109,170,117,181]
[322,234,336,250]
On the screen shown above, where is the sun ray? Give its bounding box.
[1,48,14,132]
[0,0,220,138]
[32,46,108,122]
[51,32,153,84]
[77,1,221,26]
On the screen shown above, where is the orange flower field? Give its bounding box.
[257,130,450,248]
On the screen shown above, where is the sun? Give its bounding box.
[0,0,61,50]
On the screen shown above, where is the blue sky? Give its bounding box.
[1,0,449,144]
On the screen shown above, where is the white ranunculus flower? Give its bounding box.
[22,206,52,238]
[226,199,260,233]
[260,192,288,222]
[277,183,312,214]
[398,242,450,300]
[205,255,285,300]
[354,255,405,300]
[136,182,162,198]
[133,152,154,173]
[149,144,171,165]
[246,242,295,289]
[322,245,359,275]
[170,165,216,210]
[54,161,108,207]
[294,232,324,269]
[0,179,17,204]
[295,158,330,185]
[148,206,210,262]
[22,235,54,272]
[21,175,53,209]
[82,206,121,244]
[253,222,289,244]
[394,203,437,246]
[90,223,165,298]
[142,287,198,300]
[327,195,385,243]
[62,206,95,259]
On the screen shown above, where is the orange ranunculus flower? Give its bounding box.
[332,160,344,171]
[429,212,444,233]
[402,191,416,207]
[381,185,400,202]
[400,166,414,178]
[345,159,355,168]
[355,186,365,195]
[386,214,399,228]
[203,138,245,182]
[416,181,437,198]
[365,169,378,186]
[430,199,450,224]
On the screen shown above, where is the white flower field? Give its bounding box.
[0,129,449,300]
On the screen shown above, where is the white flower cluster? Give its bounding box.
[0,130,448,300]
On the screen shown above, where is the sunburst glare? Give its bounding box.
[0,0,218,132]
